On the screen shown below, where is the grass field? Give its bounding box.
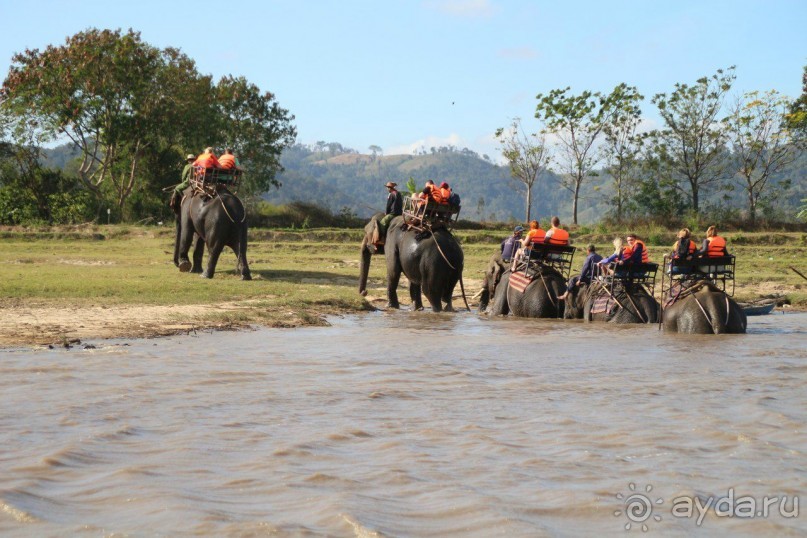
[0,224,805,344]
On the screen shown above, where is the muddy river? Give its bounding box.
[1,312,805,536]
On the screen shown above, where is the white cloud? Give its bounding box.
[497,47,539,60]
[386,133,466,156]
[422,0,495,18]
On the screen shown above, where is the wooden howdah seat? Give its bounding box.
[660,254,736,305]
[190,166,242,197]
[402,197,460,232]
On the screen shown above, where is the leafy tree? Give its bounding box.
[650,67,735,213]
[601,87,645,223]
[724,90,803,224]
[535,83,641,224]
[1,29,219,217]
[495,117,551,222]
[786,65,807,136]
[214,75,296,197]
[368,145,382,160]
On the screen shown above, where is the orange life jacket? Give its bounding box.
[218,154,236,169]
[194,153,221,169]
[672,239,696,259]
[623,240,649,263]
[439,187,451,204]
[526,228,546,245]
[546,227,569,246]
[429,187,443,204]
[707,236,727,257]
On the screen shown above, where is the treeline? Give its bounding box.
[0,28,295,225]
[497,67,806,226]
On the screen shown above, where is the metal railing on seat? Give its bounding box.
[190,166,242,197]
[516,243,576,281]
[660,254,736,305]
[597,261,659,297]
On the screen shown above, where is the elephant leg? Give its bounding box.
[173,215,181,267]
[386,268,401,309]
[442,286,455,312]
[236,225,252,281]
[202,240,224,279]
[410,282,425,311]
[191,235,205,274]
[177,213,195,272]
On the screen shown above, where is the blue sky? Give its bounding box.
[1,0,804,158]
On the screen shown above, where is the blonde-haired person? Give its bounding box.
[698,225,728,257]
[672,228,696,260]
[597,237,624,274]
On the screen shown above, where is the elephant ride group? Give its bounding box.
[658,228,746,333]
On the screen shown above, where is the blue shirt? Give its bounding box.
[501,235,520,261]
[580,252,603,281]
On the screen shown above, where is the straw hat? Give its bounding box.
[384,181,397,188]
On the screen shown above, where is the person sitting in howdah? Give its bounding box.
[598,233,648,276]
[698,225,729,257]
[558,244,602,301]
[543,216,569,246]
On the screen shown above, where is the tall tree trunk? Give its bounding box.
[572,177,581,225]
[692,183,699,214]
[616,180,623,223]
[748,191,757,227]
[526,183,532,222]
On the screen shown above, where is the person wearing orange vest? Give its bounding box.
[521,220,546,248]
[218,148,240,170]
[621,233,649,264]
[698,225,728,257]
[671,228,696,260]
[193,147,221,169]
[543,216,570,246]
[438,182,452,205]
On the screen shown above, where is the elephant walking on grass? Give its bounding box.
[359,215,463,312]
[663,282,746,333]
[174,189,251,280]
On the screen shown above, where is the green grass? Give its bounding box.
[1,225,806,317]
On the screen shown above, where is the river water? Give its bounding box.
[1,312,805,537]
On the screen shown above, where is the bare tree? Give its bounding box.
[724,90,803,224]
[495,117,551,222]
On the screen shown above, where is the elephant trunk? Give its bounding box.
[358,239,372,296]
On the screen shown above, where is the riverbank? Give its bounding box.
[1,224,805,347]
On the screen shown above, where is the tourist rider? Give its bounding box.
[194,147,221,169]
[558,244,602,300]
[511,220,546,269]
[543,216,569,246]
[698,225,729,257]
[501,225,524,264]
[670,228,696,275]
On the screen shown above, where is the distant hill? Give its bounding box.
[266,144,576,222]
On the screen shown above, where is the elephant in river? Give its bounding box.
[174,188,251,280]
[662,282,746,333]
[478,251,507,313]
[563,281,660,323]
[485,264,566,319]
[358,215,463,312]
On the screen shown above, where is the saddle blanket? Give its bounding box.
[509,272,533,293]
[590,292,616,315]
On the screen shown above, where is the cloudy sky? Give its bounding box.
[1,0,804,157]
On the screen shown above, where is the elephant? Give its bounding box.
[662,282,746,333]
[174,188,251,280]
[478,251,507,313]
[358,215,464,312]
[485,264,566,319]
[563,281,660,323]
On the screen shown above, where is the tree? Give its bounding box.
[650,66,735,213]
[476,196,486,221]
[535,83,641,224]
[495,117,551,222]
[214,75,296,196]
[786,65,807,137]
[601,87,645,223]
[1,28,217,217]
[724,90,802,224]
[368,145,382,160]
